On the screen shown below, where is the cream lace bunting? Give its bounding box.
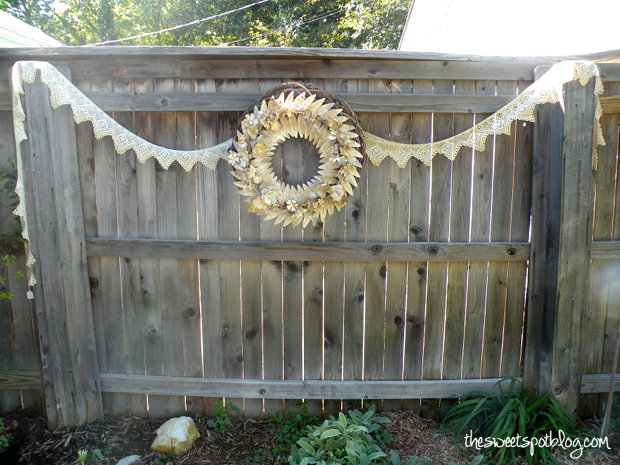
[11,60,605,287]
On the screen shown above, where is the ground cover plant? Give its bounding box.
[440,374,598,465]
[287,404,484,465]
[0,416,18,453]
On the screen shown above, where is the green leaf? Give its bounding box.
[389,450,401,465]
[319,429,342,440]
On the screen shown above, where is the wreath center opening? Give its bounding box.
[273,137,321,187]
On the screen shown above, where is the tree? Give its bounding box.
[1,0,57,29]
[2,0,410,49]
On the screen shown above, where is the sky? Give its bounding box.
[400,0,620,56]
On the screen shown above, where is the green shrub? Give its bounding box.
[206,399,240,431]
[288,405,392,465]
[440,373,591,464]
[246,400,319,464]
[0,417,18,453]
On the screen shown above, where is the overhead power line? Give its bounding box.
[88,0,270,46]
[220,7,345,46]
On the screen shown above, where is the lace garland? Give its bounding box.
[363,61,605,167]
[11,60,605,287]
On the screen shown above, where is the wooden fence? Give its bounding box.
[0,48,619,429]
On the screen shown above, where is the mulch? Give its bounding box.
[7,409,620,464]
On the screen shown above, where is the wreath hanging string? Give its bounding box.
[227,83,365,227]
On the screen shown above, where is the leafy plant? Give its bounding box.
[0,161,25,301]
[440,372,590,465]
[206,400,240,432]
[288,404,393,465]
[246,400,319,464]
[151,453,171,465]
[88,449,105,462]
[0,163,21,239]
[0,417,18,453]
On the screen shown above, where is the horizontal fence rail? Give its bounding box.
[97,374,620,398]
[100,374,521,399]
[85,238,530,262]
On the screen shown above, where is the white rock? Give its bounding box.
[117,456,141,465]
[150,417,200,455]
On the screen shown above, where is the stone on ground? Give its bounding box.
[150,417,200,455]
[116,455,141,465]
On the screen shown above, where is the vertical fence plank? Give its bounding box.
[322,79,347,418]
[421,79,453,417]
[551,78,596,417]
[402,79,432,414]
[606,83,620,384]
[113,78,147,417]
[342,78,368,413]
[217,79,244,414]
[237,79,264,418]
[133,78,165,418]
[281,134,304,417]
[524,72,563,398]
[581,103,617,414]
[74,78,104,420]
[502,80,533,378]
[443,80,475,388]
[152,77,186,417]
[196,77,222,418]
[302,77,325,417]
[302,112,325,417]
[364,79,391,412]
[175,78,202,417]
[92,76,128,416]
[18,95,58,427]
[22,73,102,427]
[462,80,495,380]
[383,79,412,412]
[260,78,284,417]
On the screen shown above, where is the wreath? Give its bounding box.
[227,84,364,227]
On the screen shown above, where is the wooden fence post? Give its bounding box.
[19,66,103,428]
[524,66,597,419]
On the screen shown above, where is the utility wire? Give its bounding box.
[220,7,345,46]
[88,0,270,46]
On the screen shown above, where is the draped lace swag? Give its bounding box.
[11,60,604,287]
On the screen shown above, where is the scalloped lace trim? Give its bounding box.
[364,61,604,167]
[11,60,604,287]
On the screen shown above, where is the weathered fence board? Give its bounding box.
[501,80,532,377]
[259,77,285,417]
[322,77,348,417]
[383,78,412,412]
[196,75,223,418]
[238,78,264,418]
[363,78,390,413]
[216,79,244,414]
[21,71,102,428]
[401,78,433,415]
[113,79,148,418]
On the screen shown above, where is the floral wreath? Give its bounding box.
[227,88,363,227]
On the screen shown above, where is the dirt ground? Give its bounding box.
[9,409,620,465]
